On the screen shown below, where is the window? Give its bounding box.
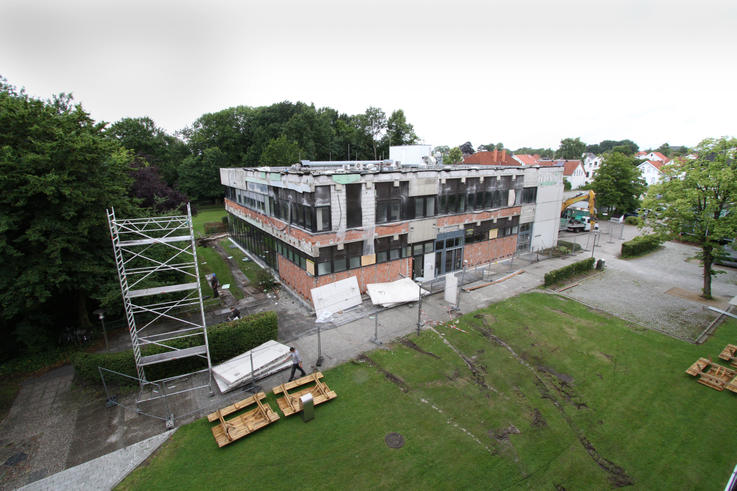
[346,184,362,228]
[375,235,408,263]
[375,182,406,223]
[521,187,537,204]
[413,196,436,218]
[347,242,363,269]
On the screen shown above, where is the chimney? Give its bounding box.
[493,149,498,162]
[501,150,506,162]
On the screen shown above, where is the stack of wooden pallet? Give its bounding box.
[273,372,338,417]
[685,351,737,393]
[208,371,338,447]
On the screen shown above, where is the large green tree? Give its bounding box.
[556,137,586,159]
[643,137,737,298]
[591,152,645,215]
[106,117,189,186]
[260,135,302,165]
[0,81,138,355]
[385,109,418,148]
[446,147,463,164]
[359,106,387,160]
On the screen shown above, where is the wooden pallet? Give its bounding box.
[207,392,279,447]
[719,344,737,366]
[685,357,711,377]
[698,364,736,392]
[273,372,337,417]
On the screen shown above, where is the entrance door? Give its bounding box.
[434,230,465,277]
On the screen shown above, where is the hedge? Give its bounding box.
[621,233,663,258]
[204,222,227,234]
[544,257,596,286]
[72,311,278,385]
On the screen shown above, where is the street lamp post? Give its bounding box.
[93,308,109,352]
[416,278,424,336]
[456,260,469,312]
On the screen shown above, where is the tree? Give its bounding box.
[459,142,475,155]
[591,152,645,216]
[106,117,188,187]
[178,147,228,202]
[556,137,586,159]
[655,143,672,157]
[260,135,302,165]
[385,109,418,147]
[359,107,387,160]
[643,137,737,298]
[128,162,188,213]
[0,81,138,356]
[447,147,463,164]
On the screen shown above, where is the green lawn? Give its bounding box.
[196,246,243,300]
[219,239,264,284]
[191,205,226,237]
[118,293,737,490]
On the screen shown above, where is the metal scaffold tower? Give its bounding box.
[106,204,213,403]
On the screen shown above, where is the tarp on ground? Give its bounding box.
[366,277,430,308]
[212,340,292,393]
[310,276,362,319]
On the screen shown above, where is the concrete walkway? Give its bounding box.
[18,431,175,491]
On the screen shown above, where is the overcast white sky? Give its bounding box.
[1,0,735,151]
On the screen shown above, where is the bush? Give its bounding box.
[621,233,663,258]
[255,269,277,291]
[544,257,596,286]
[557,240,582,252]
[72,311,278,385]
[203,222,226,234]
[624,216,640,226]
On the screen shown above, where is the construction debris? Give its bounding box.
[273,372,337,417]
[208,392,280,447]
[212,340,292,393]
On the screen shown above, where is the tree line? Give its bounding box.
[0,78,418,359]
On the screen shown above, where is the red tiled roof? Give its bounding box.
[463,150,519,166]
[651,152,671,162]
[636,151,647,156]
[562,160,583,176]
[640,160,664,171]
[513,154,540,165]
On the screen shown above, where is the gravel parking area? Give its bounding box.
[561,224,737,342]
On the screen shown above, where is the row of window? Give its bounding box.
[226,177,536,233]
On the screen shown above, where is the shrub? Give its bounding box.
[557,240,582,252]
[621,233,663,258]
[624,216,640,226]
[72,311,278,385]
[255,269,277,291]
[203,222,226,234]
[544,257,596,286]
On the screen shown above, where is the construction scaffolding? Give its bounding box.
[106,204,213,407]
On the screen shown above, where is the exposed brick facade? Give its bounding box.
[463,236,517,267]
[278,254,412,301]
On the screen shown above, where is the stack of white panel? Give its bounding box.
[212,340,292,393]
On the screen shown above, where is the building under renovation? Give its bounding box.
[220,153,563,304]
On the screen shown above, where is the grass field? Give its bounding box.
[219,239,265,284]
[119,293,737,490]
[196,246,243,300]
[192,205,226,237]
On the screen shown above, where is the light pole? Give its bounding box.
[315,311,332,367]
[456,260,469,312]
[416,278,424,335]
[370,312,382,345]
[93,308,109,352]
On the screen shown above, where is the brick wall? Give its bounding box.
[463,236,517,267]
[277,255,412,303]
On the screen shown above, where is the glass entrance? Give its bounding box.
[434,230,465,277]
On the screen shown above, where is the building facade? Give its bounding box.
[220,161,563,303]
